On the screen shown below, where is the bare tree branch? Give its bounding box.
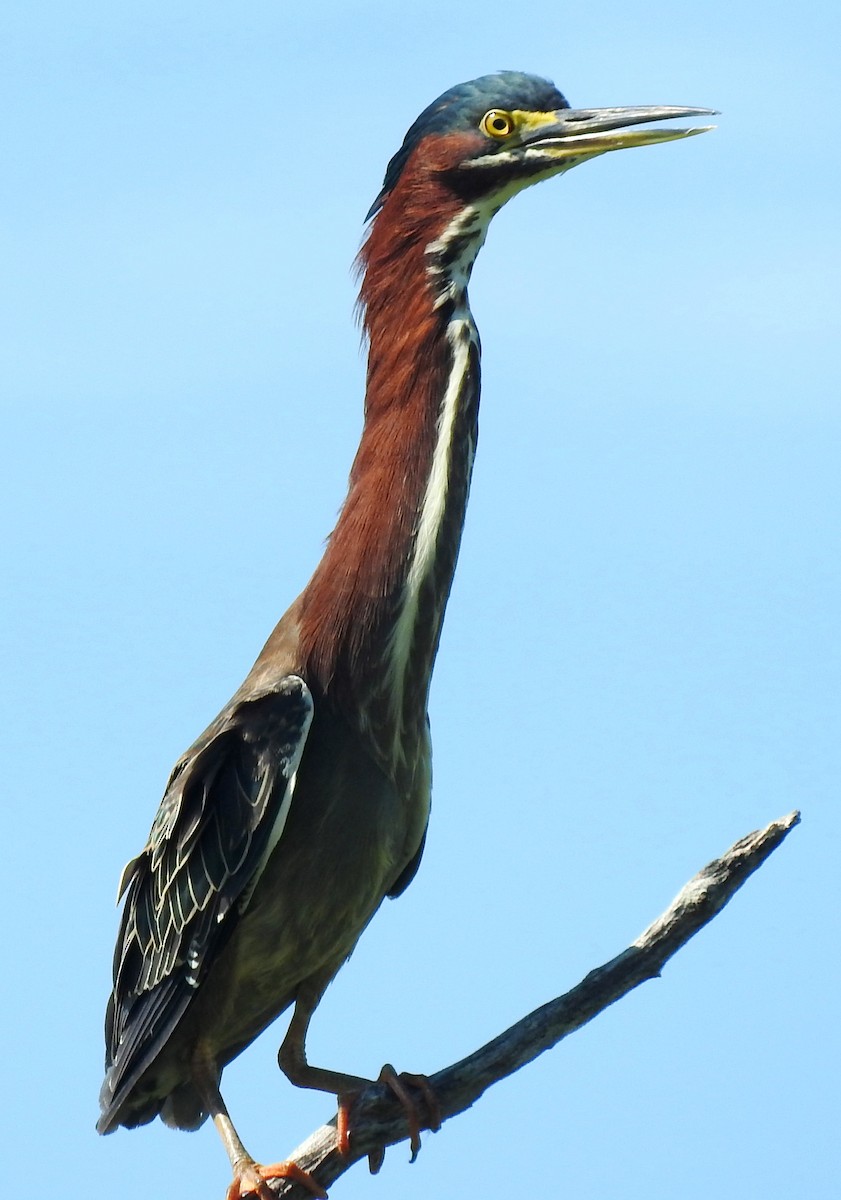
[266,810,800,1197]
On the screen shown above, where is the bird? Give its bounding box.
[98,71,714,1199]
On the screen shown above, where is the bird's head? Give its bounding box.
[366,71,715,223]
[358,72,714,342]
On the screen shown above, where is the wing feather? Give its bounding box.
[98,674,313,1131]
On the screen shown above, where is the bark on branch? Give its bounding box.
[266,810,800,1197]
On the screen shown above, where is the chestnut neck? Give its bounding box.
[296,140,492,761]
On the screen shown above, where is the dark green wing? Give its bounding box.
[98,675,313,1131]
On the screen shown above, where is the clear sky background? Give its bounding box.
[2,2,839,1198]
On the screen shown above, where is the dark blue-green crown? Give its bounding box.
[367,71,569,219]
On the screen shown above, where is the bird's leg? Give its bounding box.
[277,986,371,1106]
[192,1048,327,1200]
[277,990,441,1170]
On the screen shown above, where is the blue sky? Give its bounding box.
[2,2,839,1198]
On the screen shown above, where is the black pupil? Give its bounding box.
[492,116,506,131]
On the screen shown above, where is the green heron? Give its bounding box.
[99,71,713,1199]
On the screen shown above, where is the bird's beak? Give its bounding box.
[519,105,717,158]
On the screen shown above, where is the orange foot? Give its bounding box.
[337,1065,442,1173]
[226,1158,327,1200]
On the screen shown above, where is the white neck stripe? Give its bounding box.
[386,310,477,733]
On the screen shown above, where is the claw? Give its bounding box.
[378,1064,423,1160]
[367,1143,386,1175]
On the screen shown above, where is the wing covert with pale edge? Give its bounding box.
[98,675,313,1131]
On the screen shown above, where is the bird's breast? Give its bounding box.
[189,703,429,1060]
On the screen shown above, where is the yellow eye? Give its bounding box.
[480,110,515,139]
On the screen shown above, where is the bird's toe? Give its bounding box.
[226,1158,327,1200]
[336,1064,440,1171]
